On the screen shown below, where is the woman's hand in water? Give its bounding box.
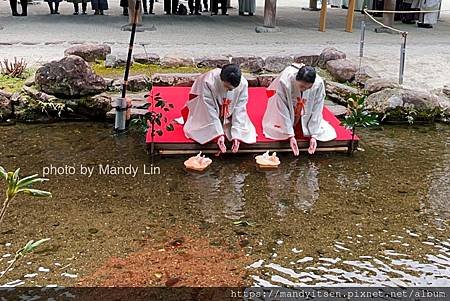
[289,136,299,156]
[308,137,317,154]
[217,135,226,153]
[231,139,240,153]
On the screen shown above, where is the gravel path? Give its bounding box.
[0,0,449,90]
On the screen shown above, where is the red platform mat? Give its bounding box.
[146,87,355,144]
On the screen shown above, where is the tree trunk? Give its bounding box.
[383,0,396,27]
[128,0,143,26]
[263,0,277,28]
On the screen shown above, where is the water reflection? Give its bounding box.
[184,163,247,222]
[264,160,320,216]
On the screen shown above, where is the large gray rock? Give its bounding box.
[133,52,160,65]
[443,85,450,97]
[319,47,346,68]
[0,90,13,120]
[364,78,399,94]
[293,54,320,67]
[325,81,360,105]
[264,56,294,73]
[366,88,442,121]
[325,100,348,118]
[257,74,277,87]
[151,73,200,86]
[355,65,380,85]
[72,93,113,119]
[64,43,111,62]
[231,56,265,73]
[0,89,13,100]
[195,56,230,68]
[22,85,57,102]
[116,75,150,92]
[35,55,107,97]
[161,55,194,68]
[326,59,357,83]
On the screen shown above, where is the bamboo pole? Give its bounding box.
[122,0,141,99]
[345,0,356,32]
[319,0,327,32]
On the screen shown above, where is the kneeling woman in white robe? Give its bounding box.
[262,64,336,156]
[183,64,257,153]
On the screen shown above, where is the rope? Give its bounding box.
[364,9,447,14]
[363,9,406,34]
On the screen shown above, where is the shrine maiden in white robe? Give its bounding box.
[183,68,257,145]
[262,64,337,141]
[412,0,441,25]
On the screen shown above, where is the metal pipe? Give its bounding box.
[115,0,141,132]
[399,32,407,85]
[359,20,366,58]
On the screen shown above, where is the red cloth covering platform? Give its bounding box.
[146,87,358,155]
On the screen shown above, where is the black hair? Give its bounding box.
[296,66,316,84]
[220,64,242,88]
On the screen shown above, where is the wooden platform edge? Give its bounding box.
[148,140,358,155]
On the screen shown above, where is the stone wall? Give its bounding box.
[1,44,449,124]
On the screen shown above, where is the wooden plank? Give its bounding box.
[263,0,277,28]
[319,0,328,32]
[149,138,359,156]
[345,0,356,33]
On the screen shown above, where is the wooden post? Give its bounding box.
[263,0,277,28]
[383,0,396,27]
[128,0,142,26]
[319,0,327,32]
[310,0,317,10]
[345,0,356,32]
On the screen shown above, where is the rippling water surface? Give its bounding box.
[0,122,449,287]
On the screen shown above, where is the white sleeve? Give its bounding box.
[231,85,250,140]
[307,83,325,139]
[276,80,295,138]
[202,82,224,136]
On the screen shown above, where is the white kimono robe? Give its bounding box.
[412,0,441,25]
[262,64,337,142]
[183,68,257,145]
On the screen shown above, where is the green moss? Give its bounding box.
[91,62,211,79]
[0,76,25,93]
[316,68,335,83]
[384,107,442,123]
[0,69,34,93]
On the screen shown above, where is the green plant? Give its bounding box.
[0,58,27,78]
[130,81,175,157]
[341,94,379,155]
[34,98,73,118]
[0,239,50,278]
[0,167,52,225]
